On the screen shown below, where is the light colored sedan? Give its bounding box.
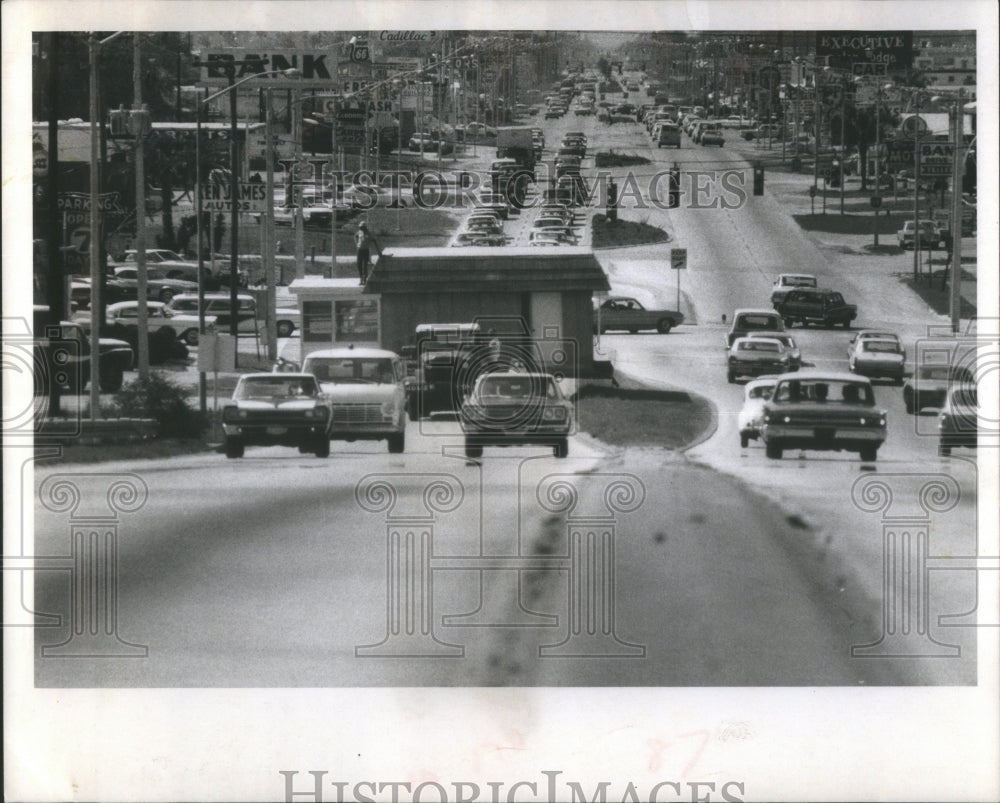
[848,337,906,383]
[738,376,780,448]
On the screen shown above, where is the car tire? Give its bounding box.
[938,443,951,457]
[765,442,783,460]
[465,439,483,459]
[387,432,405,454]
[314,437,330,458]
[224,437,244,459]
[905,396,915,415]
[656,318,674,334]
[182,328,199,346]
[727,370,736,384]
[99,366,124,393]
[842,320,852,329]
[554,438,569,459]
[860,446,878,462]
[298,444,311,454]
[276,320,295,338]
[740,433,750,448]
[629,328,638,334]
[783,318,794,329]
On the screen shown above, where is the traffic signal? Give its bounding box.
[753,164,765,196]
[667,167,680,209]
[108,106,129,137]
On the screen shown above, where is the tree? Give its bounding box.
[828,103,900,191]
[597,57,611,80]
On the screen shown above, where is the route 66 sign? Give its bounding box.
[350,40,370,63]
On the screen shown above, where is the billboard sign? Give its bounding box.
[816,31,914,71]
[199,181,268,213]
[196,50,339,87]
[401,82,434,111]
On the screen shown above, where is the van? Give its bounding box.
[167,293,261,336]
[657,123,681,148]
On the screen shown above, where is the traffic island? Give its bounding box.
[573,382,714,450]
[591,214,670,249]
[594,151,651,168]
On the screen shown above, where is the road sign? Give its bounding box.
[670,248,687,270]
[349,40,370,63]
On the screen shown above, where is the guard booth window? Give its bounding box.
[303,300,333,343]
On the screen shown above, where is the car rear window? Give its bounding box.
[738,315,780,329]
[774,379,873,405]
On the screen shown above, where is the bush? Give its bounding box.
[114,372,207,439]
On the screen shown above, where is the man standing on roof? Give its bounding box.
[354,221,381,285]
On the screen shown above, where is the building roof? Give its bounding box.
[365,247,610,294]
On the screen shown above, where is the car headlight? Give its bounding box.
[542,407,567,420]
[763,413,771,423]
[381,401,394,416]
[222,406,246,423]
[783,416,791,423]
[859,417,866,425]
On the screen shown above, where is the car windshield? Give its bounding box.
[864,341,901,353]
[748,385,775,400]
[304,357,395,384]
[774,379,874,405]
[478,375,559,400]
[236,376,319,400]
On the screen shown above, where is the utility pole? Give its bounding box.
[949,89,964,332]
[133,35,150,380]
[45,32,64,416]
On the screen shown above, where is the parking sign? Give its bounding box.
[671,248,687,270]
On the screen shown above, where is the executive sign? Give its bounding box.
[816,31,914,71]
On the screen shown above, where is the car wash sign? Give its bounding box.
[815,31,914,72]
[196,49,338,88]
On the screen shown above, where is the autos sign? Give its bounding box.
[815,31,914,70]
[196,50,337,87]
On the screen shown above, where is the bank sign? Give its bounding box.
[197,50,340,88]
[815,31,914,71]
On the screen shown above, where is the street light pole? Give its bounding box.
[227,66,240,343]
[87,30,127,420]
[133,35,150,380]
[913,91,922,281]
[88,34,102,419]
[949,89,964,332]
